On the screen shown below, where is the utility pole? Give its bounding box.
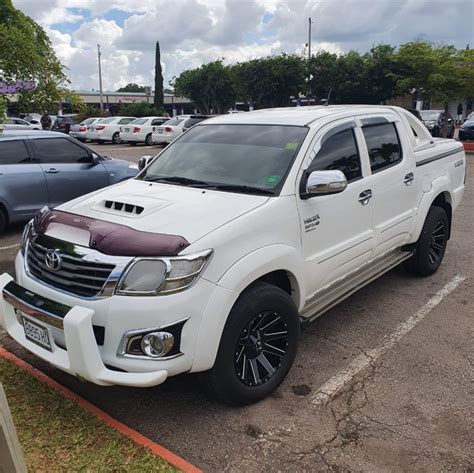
[97,44,104,111]
[307,17,313,105]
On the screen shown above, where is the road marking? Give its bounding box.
[312,274,466,406]
[0,243,20,251]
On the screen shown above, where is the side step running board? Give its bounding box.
[301,249,413,322]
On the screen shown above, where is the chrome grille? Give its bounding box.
[27,238,115,298]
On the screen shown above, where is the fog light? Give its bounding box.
[141,332,174,358]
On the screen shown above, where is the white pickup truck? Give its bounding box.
[0,106,465,405]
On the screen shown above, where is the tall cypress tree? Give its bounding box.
[154,41,164,109]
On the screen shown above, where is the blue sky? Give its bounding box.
[12,0,474,91]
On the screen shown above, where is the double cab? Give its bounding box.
[0,106,465,405]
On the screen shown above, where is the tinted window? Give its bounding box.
[0,140,31,164]
[164,118,184,126]
[33,138,92,164]
[101,118,115,124]
[363,123,402,173]
[307,128,362,182]
[151,118,167,126]
[129,118,147,125]
[141,124,308,193]
[184,117,207,129]
[118,118,133,125]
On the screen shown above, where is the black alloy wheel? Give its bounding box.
[234,311,289,387]
[205,281,299,405]
[405,206,449,276]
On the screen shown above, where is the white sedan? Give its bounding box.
[119,116,169,146]
[2,117,41,130]
[86,116,136,144]
[152,115,192,144]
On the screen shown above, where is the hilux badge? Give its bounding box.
[45,250,62,271]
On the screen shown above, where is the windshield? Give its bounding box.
[81,118,96,125]
[184,117,207,128]
[420,111,441,121]
[139,124,308,194]
[100,117,115,124]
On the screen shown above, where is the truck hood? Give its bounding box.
[56,179,269,244]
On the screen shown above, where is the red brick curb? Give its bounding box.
[0,347,202,473]
[462,142,474,153]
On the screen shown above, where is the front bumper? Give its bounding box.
[0,274,167,387]
[0,252,236,387]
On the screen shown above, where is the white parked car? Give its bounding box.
[152,115,192,144]
[119,117,169,146]
[86,116,136,144]
[70,118,104,142]
[0,106,465,405]
[2,117,41,130]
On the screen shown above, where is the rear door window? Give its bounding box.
[0,140,31,164]
[307,127,362,182]
[362,123,402,173]
[32,138,92,164]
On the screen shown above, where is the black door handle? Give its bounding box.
[45,168,59,174]
[404,173,414,186]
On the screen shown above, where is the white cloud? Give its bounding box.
[11,0,474,91]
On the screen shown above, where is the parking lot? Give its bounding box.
[0,146,472,472]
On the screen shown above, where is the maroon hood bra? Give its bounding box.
[33,209,190,257]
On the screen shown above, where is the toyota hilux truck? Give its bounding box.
[0,106,466,405]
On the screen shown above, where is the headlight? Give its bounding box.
[20,220,34,255]
[116,249,213,296]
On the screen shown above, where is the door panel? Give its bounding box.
[361,121,416,258]
[31,137,108,208]
[0,140,48,217]
[297,123,374,297]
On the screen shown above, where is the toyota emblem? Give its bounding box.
[45,250,62,271]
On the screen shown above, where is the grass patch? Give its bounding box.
[0,357,178,472]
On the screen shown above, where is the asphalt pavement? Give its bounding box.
[0,144,472,472]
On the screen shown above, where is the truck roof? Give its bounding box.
[207,105,403,127]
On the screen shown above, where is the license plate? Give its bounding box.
[125,127,130,132]
[22,317,52,351]
[158,129,163,134]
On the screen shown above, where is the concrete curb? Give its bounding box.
[0,347,202,473]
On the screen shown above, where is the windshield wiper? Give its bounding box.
[211,184,275,196]
[142,175,212,187]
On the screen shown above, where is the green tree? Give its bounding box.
[392,42,465,136]
[154,41,164,109]
[116,83,146,92]
[0,0,69,112]
[364,44,397,104]
[175,60,235,113]
[232,54,305,108]
[308,51,339,103]
[120,102,165,117]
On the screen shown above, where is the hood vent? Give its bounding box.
[104,200,144,215]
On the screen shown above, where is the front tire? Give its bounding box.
[206,282,300,405]
[405,206,449,276]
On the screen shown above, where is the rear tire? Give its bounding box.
[205,282,300,405]
[112,133,121,144]
[145,134,153,146]
[405,206,449,276]
[0,209,6,234]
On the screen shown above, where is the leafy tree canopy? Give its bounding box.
[116,83,146,93]
[0,0,69,112]
[119,101,165,117]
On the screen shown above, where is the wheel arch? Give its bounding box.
[191,245,306,372]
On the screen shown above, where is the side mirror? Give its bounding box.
[303,170,347,198]
[91,153,101,165]
[138,155,154,170]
